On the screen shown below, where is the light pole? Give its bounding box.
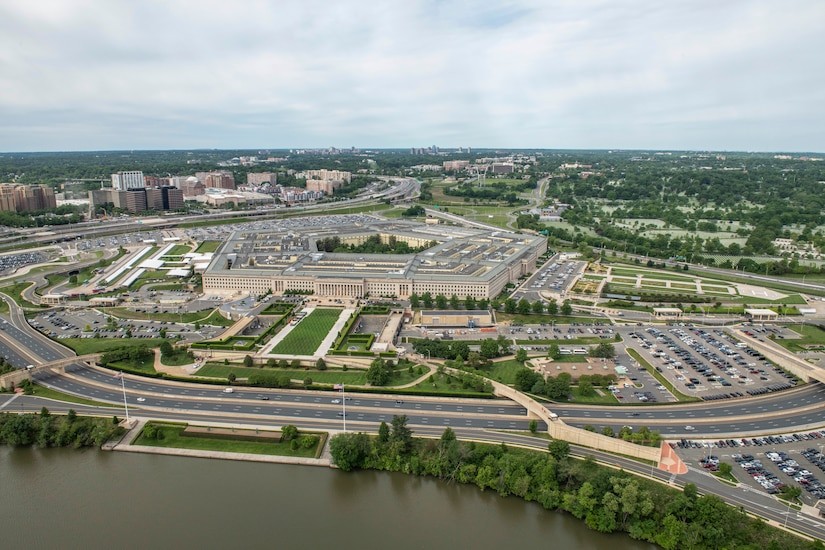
[118,371,130,423]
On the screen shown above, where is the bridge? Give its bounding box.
[0,354,101,390]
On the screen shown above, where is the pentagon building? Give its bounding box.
[202,216,546,299]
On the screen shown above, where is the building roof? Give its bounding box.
[745,308,778,316]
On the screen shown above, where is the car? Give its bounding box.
[223,388,234,394]
[136,397,146,402]
[629,412,640,417]
[685,425,695,431]
[258,396,270,401]
[395,400,404,404]
[331,399,341,404]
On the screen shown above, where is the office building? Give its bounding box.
[111,171,145,191]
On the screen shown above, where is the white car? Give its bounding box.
[136,397,146,403]
[331,399,341,404]
[684,425,695,431]
[223,388,234,394]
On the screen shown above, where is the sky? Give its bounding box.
[0,0,823,152]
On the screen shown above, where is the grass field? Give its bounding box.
[196,364,369,385]
[58,337,168,355]
[133,422,323,457]
[162,244,192,257]
[487,359,526,384]
[102,307,233,326]
[405,372,494,397]
[270,308,342,355]
[195,241,223,253]
[774,324,825,352]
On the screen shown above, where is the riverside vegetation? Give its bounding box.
[329,416,822,550]
[0,409,124,448]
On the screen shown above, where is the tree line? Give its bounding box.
[329,419,820,550]
[0,409,123,448]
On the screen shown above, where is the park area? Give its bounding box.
[269,308,343,356]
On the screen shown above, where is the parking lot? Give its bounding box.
[623,326,798,401]
[676,430,825,505]
[0,251,50,276]
[510,255,587,301]
[29,308,223,343]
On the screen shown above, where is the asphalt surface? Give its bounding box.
[1,392,822,542]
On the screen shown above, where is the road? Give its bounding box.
[1,391,822,542]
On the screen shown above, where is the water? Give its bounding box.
[0,447,656,550]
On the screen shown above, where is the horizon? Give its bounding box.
[1,1,823,152]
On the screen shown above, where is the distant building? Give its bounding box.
[111,171,145,191]
[180,176,205,196]
[122,189,148,213]
[197,171,236,190]
[0,184,57,212]
[247,172,278,186]
[443,160,469,172]
[306,179,341,195]
[490,162,514,175]
[145,186,184,211]
[300,169,351,184]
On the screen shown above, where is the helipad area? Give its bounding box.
[202,215,546,299]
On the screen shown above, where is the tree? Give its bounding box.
[449,294,460,310]
[504,298,517,314]
[421,292,433,308]
[315,358,327,371]
[546,301,559,315]
[282,424,298,441]
[515,347,528,363]
[435,294,447,309]
[589,342,616,359]
[465,295,476,310]
[479,339,500,359]
[578,380,595,396]
[548,439,570,461]
[159,340,174,357]
[291,359,301,369]
[390,415,413,453]
[329,432,371,471]
[560,301,573,316]
[531,300,544,315]
[243,355,254,368]
[410,293,420,309]
[303,377,313,387]
[517,298,531,315]
[67,409,77,423]
[529,419,538,434]
[366,357,392,386]
[548,344,561,360]
[377,421,390,444]
[227,372,237,383]
[514,369,541,391]
[159,328,167,339]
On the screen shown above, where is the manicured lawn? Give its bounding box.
[195,241,223,253]
[567,388,619,405]
[487,359,526,384]
[109,357,156,375]
[496,313,599,324]
[160,352,193,366]
[162,244,192,257]
[31,383,120,408]
[406,373,493,397]
[196,364,369,385]
[133,423,323,457]
[0,281,42,308]
[58,337,169,355]
[270,308,342,355]
[774,324,825,352]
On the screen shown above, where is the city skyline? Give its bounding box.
[1,1,823,152]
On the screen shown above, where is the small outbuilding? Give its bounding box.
[745,308,779,322]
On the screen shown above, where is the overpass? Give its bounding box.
[0,353,101,390]
[733,328,825,384]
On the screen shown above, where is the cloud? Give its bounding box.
[0,0,823,151]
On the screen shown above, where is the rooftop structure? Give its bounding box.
[203,215,546,299]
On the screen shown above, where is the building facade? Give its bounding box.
[111,171,145,191]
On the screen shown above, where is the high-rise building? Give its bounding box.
[300,169,351,184]
[247,172,277,186]
[0,184,57,212]
[122,189,148,213]
[0,185,16,212]
[145,188,164,211]
[198,171,236,190]
[111,171,145,191]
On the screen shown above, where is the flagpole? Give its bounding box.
[342,384,346,433]
[120,372,130,423]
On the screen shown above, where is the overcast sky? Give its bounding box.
[1,0,823,152]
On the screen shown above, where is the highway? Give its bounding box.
[1,391,822,542]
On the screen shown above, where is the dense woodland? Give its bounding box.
[330,420,822,550]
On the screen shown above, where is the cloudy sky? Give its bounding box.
[1,0,823,152]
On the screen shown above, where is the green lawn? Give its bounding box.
[109,357,156,375]
[774,324,825,352]
[405,373,493,397]
[160,352,193,366]
[162,244,192,257]
[486,359,527,384]
[270,308,342,355]
[196,364,369,385]
[58,337,169,355]
[0,281,42,308]
[195,241,223,253]
[133,423,323,457]
[496,313,599,324]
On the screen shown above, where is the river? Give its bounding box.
[0,447,656,549]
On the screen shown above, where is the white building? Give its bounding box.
[111,171,145,191]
